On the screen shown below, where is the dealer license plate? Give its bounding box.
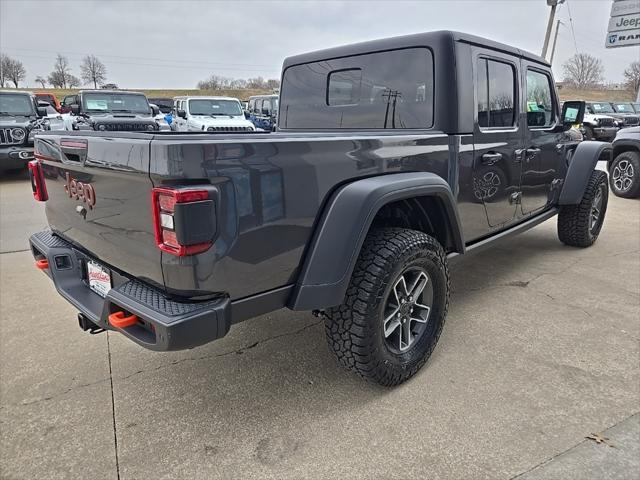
[87,261,112,298]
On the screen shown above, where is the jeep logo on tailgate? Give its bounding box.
[64,172,96,209]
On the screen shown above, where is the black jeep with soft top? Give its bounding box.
[29,31,610,386]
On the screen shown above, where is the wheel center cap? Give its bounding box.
[399,303,412,316]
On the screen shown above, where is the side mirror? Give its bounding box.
[70,104,80,115]
[244,111,250,119]
[561,100,585,130]
[36,107,48,117]
[177,109,187,119]
[150,105,160,116]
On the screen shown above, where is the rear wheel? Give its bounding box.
[558,170,608,247]
[324,228,449,386]
[609,151,640,198]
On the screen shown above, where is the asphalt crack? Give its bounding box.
[119,319,322,381]
[107,332,121,480]
[509,411,640,479]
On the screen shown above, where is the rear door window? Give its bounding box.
[476,58,517,128]
[280,47,434,129]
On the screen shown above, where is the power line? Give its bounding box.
[1,50,280,75]
[565,0,579,55]
[2,46,276,69]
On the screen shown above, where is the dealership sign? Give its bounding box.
[606,0,640,47]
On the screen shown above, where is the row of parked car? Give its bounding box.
[582,100,640,141]
[0,88,638,197]
[35,90,280,134]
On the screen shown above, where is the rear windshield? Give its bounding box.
[82,93,150,114]
[0,94,34,116]
[188,99,242,116]
[280,47,434,129]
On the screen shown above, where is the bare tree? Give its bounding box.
[246,76,266,89]
[623,61,640,94]
[80,55,107,88]
[1,54,25,88]
[68,74,81,88]
[48,54,74,89]
[35,75,47,88]
[6,58,26,87]
[266,78,280,90]
[0,54,11,87]
[562,53,604,89]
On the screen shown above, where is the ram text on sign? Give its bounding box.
[608,13,640,31]
[610,0,640,17]
[605,28,640,47]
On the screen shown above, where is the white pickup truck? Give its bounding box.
[172,96,256,132]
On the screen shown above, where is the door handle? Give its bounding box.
[526,147,541,158]
[481,152,502,165]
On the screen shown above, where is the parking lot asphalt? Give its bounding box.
[1,169,638,480]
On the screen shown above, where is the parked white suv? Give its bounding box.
[172,96,255,132]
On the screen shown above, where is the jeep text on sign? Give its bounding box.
[608,13,640,31]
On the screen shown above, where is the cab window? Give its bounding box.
[280,47,434,129]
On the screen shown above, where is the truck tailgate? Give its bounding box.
[35,134,162,287]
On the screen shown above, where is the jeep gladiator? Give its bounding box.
[29,31,611,386]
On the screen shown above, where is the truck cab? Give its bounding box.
[67,90,166,132]
[172,96,255,132]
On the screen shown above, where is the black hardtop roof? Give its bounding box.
[79,89,146,95]
[0,90,33,96]
[283,30,548,69]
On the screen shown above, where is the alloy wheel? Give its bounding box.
[383,267,433,353]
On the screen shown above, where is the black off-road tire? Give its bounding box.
[324,228,449,386]
[609,150,640,198]
[558,170,608,247]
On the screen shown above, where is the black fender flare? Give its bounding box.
[289,172,464,311]
[559,141,611,205]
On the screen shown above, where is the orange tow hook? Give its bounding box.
[35,259,49,270]
[108,311,139,329]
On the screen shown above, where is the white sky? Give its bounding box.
[0,0,637,89]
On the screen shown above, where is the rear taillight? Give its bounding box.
[151,187,215,256]
[28,160,48,202]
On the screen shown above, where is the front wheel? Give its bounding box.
[558,170,608,247]
[609,151,640,198]
[324,228,449,386]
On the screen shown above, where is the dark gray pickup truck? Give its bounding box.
[29,31,610,386]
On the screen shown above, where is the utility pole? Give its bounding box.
[542,0,565,59]
[549,19,562,65]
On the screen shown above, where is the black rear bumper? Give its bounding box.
[29,230,231,351]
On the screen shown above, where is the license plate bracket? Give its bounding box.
[87,260,112,298]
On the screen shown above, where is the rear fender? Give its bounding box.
[289,172,464,311]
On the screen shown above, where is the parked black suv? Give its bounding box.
[65,90,161,131]
[0,90,48,172]
[29,31,610,386]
